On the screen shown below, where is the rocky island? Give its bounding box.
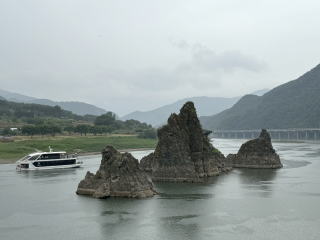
[140,101,230,182]
[226,129,283,168]
[76,146,157,198]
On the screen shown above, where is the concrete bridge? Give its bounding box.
[212,128,320,141]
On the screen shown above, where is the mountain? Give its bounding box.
[0,89,36,102]
[121,96,240,126]
[121,89,269,127]
[0,99,81,120]
[251,88,269,96]
[201,64,320,130]
[28,99,106,116]
[0,96,6,101]
[0,89,106,116]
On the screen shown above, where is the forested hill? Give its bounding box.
[201,64,320,130]
[0,99,82,121]
[0,99,155,138]
[0,89,106,116]
[28,99,106,116]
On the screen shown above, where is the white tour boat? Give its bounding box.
[16,147,83,170]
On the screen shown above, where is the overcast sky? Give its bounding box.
[0,0,320,115]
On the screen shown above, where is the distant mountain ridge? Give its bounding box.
[0,89,107,116]
[0,98,81,121]
[121,89,269,126]
[201,64,320,130]
[121,96,240,126]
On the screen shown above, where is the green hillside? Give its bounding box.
[201,64,320,130]
[0,89,107,116]
[0,99,81,122]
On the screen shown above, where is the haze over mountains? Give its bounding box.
[0,89,106,116]
[121,89,269,126]
[201,64,320,130]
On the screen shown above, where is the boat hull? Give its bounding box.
[16,163,82,171]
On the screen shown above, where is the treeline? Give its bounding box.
[0,99,77,120]
[65,112,157,138]
[0,99,95,123]
[1,112,157,139]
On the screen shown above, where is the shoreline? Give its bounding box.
[0,147,155,165]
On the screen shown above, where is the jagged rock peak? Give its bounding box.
[76,146,157,198]
[140,101,230,182]
[259,129,271,142]
[226,129,283,169]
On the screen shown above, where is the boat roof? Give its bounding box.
[28,151,66,156]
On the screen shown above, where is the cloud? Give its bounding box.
[170,39,190,50]
[175,42,266,73]
[115,42,267,92]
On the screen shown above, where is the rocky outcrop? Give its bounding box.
[226,129,282,168]
[140,101,230,182]
[76,146,157,198]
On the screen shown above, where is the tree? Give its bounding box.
[1,128,12,136]
[75,124,91,136]
[94,112,116,126]
[46,125,62,136]
[89,126,99,135]
[22,125,38,136]
[64,125,75,135]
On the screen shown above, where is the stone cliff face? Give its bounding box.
[76,146,157,198]
[140,101,229,182]
[226,129,282,168]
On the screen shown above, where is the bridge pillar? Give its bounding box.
[305,131,308,140]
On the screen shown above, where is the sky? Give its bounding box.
[0,0,320,116]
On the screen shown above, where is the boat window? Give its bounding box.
[29,155,40,160]
[33,159,76,167]
[40,154,61,160]
[21,155,31,161]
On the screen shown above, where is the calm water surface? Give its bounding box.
[1,139,320,240]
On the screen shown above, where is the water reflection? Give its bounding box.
[151,196,202,240]
[282,159,311,169]
[237,169,278,197]
[155,182,215,200]
[17,167,79,179]
[158,219,201,240]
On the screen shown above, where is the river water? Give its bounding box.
[0,139,320,240]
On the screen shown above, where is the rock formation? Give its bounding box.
[226,129,282,168]
[76,146,157,198]
[140,101,230,182]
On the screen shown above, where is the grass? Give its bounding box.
[0,135,157,163]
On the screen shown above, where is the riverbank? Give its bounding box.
[0,135,157,164]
